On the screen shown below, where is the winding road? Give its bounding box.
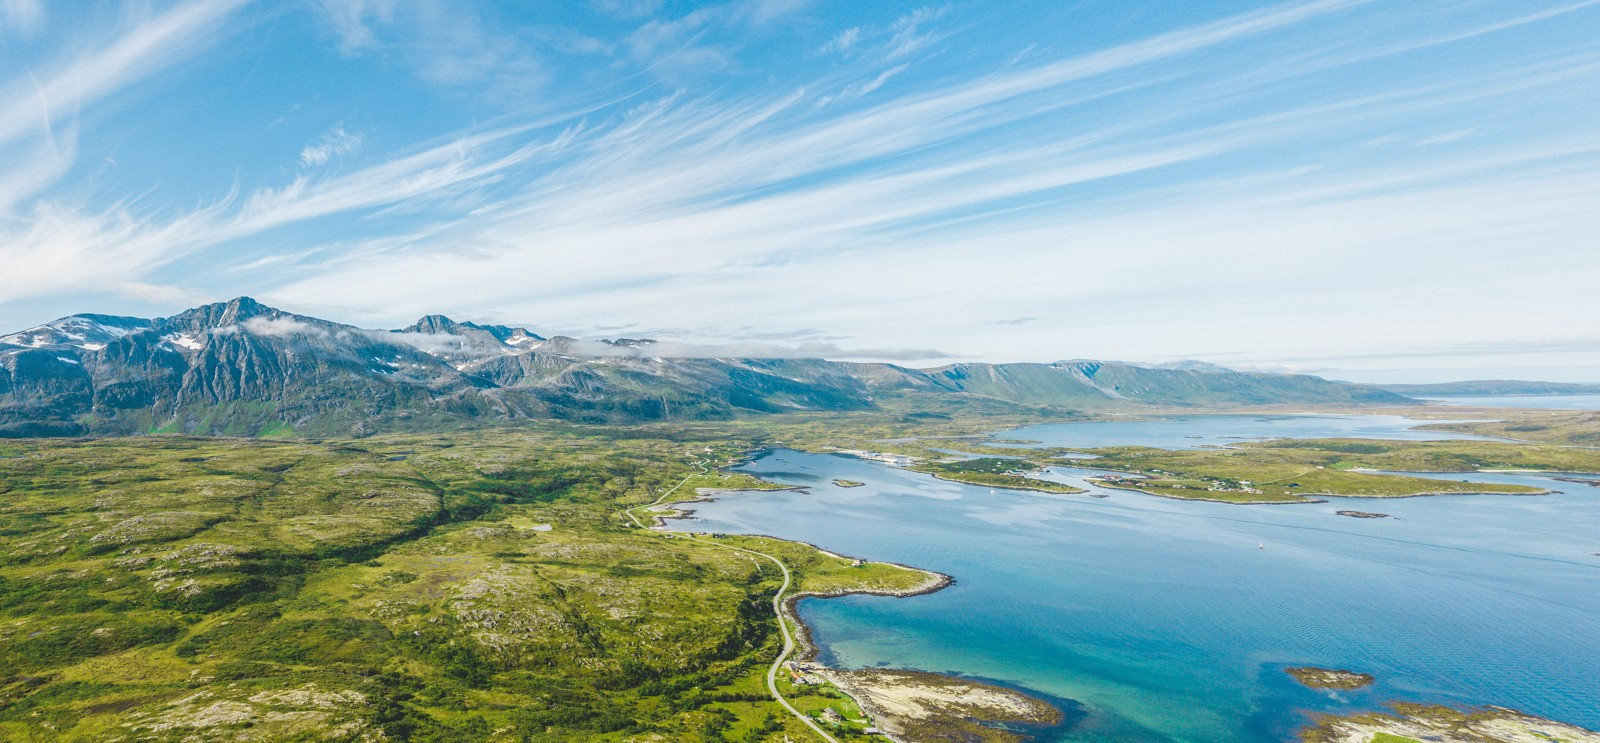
[623,457,842,743]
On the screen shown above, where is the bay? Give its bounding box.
[666,417,1600,742]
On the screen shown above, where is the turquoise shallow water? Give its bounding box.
[665,417,1600,742]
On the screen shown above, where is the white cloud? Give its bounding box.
[883,5,951,59]
[621,0,811,83]
[310,0,545,99]
[560,339,953,361]
[113,282,214,306]
[385,329,507,357]
[0,0,255,304]
[818,27,859,54]
[0,0,251,150]
[589,0,663,20]
[299,124,363,167]
[1415,129,1475,146]
[0,0,43,34]
[312,0,394,53]
[238,316,327,338]
[5,0,1600,381]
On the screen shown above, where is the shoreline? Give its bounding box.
[652,485,956,665]
[780,562,954,665]
[694,442,1595,740]
[644,484,808,528]
[924,471,1088,495]
[657,486,1071,741]
[816,667,1065,743]
[1090,479,1552,505]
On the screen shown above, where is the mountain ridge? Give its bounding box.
[1378,380,1600,396]
[0,297,1413,437]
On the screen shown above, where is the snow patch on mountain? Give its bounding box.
[164,333,205,351]
[0,315,150,351]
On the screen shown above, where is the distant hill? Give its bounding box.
[923,360,1404,408]
[1379,380,1600,396]
[0,297,1412,437]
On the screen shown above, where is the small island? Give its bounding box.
[1336,510,1390,519]
[914,457,1086,494]
[1043,439,1563,504]
[1286,666,1375,690]
[833,479,865,488]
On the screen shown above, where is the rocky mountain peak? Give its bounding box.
[405,315,462,335]
[0,298,1413,438]
[163,296,281,334]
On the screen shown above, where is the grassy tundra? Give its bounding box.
[0,428,931,742]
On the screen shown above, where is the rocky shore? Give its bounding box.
[1286,666,1375,690]
[1303,702,1600,743]
[817,668,1063,743]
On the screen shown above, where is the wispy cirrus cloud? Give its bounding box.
[0,0,251,223]
[310,0,547,99]
[0,0,43,34]
[559,338,955,361]
[298,124,362,167]
[0,0,250,149]
[4,0,1377,312]
[3,0,1599,380]
[589,0,664,20]
[817,26,859,54]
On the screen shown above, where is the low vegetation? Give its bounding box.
[1047,439,1586,503]
[5,408,1599,739]
[1303,702,1600,743]
[913,457,1086,494]
[822,668,1062,743]
[0,426,927,742]
[1285,667,1374,690]
[1418,408,1600,447]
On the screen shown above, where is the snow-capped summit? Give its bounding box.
[0,314,152,353]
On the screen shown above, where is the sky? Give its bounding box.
[2,0,1598,383]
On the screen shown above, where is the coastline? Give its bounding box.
[780,562,954,665]
[816,667,1066,743]
[656,492,955,660]
[651,484,955,666]
[924,471,1087,495]
[645,484,807,528]
[656,486,1065,741]
[1090,479,1551,505]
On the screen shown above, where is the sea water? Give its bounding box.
[665,417,1600,742]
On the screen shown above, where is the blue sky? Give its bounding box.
[2,0,1598,382]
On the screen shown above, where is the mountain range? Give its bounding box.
[0,297,1411,437]
[1377,380,1600,396]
